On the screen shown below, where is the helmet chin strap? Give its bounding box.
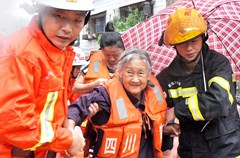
[178,50,207,91]
[177,50,203,75]
[200,51,207,92]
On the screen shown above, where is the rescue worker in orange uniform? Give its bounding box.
[157,8,240,157]
[73,31,125,94]
[68,47,87,104]
[65,48,167,158]
[0,0,94,157]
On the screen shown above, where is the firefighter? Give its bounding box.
[0,0,94,157]
[64,48,167,158]
[157,8,240,158]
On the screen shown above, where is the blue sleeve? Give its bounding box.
[68,86,111,125]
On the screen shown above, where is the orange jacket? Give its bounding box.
[0,16,74,157]
[67,78,82,104]
[84,50,111,83]
[94,75,167,158]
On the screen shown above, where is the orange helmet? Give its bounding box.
[164,8,207,46]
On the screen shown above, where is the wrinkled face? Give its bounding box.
[121,57,150,100]
[102,46,124,70]
[176,36,203,62]
[41,8,86,50]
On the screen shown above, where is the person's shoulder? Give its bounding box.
[207,48,229,63]
[156,68,170,82]
[203,43,227,60]
[0,27,32,58]
[87,49,103,61]
[90,50,102,55]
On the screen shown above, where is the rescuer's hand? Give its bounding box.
[64,119,76,131]
[165,107,175,125]
[163,123,180,137]
[96,78,108,86]
[163,107,180,136]
[67,126,85,157]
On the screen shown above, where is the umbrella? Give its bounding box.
[121,0,240,80]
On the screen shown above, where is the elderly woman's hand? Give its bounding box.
[66,126,85,157]
[88,102,102,118]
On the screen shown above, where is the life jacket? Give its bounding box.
[84,50,110,83]
[93,76,166,158]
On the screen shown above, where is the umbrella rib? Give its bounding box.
[209,28,240,72]
[191,0,196,9]
[208,17,240,22]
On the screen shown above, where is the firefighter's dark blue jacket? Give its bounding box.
[157,43,240,158]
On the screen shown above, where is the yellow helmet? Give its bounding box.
[164,8,207,46]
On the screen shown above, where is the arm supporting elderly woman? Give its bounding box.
[66,86,111,128]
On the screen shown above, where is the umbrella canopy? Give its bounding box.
[121,0,240,79]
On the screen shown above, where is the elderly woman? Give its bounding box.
[65,48,167,158]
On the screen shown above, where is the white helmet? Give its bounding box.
[36,0,94,11]
[72,47,86,66]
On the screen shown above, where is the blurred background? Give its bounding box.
[0,0,33,35]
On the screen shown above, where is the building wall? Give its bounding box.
[155,0,167,12]
[79,0,168,54]
[92,0,146,15]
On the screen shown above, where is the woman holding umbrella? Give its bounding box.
[157,8,240,158]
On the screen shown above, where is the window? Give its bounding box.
[96,16,105,33]
[88,12,106,39]
[119,2,152,20]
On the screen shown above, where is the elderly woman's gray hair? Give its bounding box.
[117,47,152,77]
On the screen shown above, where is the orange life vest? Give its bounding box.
[84,51,111,83]
[94,76,167,158]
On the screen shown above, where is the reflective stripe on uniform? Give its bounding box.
[168,87,198,98]
[209,76,234,105]
[152,86,163,103]
[26,91,58,150]
[187,94,204,121]
[232,73,236,82]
